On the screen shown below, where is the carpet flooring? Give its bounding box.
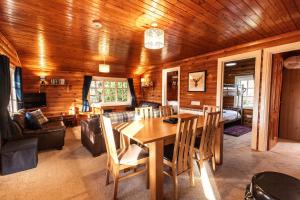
[1,127,300,200]
[224,125,252,137]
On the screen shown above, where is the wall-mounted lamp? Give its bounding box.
[141,77,153,87]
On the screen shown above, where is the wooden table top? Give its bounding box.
[113,113,206,145]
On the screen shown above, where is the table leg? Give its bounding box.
[149,140,164,200]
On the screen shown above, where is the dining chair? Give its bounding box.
[135,107,153,119]
[202,105,219,113]
[194,111,221,174]
[100,115,149,200]
[163,115,199,200]
[159,105,173,117]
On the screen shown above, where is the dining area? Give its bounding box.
[100,105,224,200]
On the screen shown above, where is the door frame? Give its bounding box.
[261,41,300,150]
[217,50,262,151]
[162,67,180,112]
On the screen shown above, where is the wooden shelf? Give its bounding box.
[45,84,70,87]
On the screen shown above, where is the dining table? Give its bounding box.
[113,113,224,200]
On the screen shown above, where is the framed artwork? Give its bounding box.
[188,71,206,92]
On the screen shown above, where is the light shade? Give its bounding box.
[144,27,164,49]
[99,64,110,73]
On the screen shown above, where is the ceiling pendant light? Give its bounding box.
[99,55,110,73]
[144,22,164,49]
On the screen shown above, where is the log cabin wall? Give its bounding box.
[0,32,21,66]
[136,31,300,110]
[22,68,133,117]
[141,59,217,109]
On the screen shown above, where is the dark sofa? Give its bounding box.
[12,110,66,151]
[22,116,66,150]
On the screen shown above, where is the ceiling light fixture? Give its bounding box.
[99,64,110,73]
[92,19,102,29]
[225,62,237,67]
[144,22,164,49]
[99,53,110,73]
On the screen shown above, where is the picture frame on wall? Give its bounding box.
[188,71,206,92]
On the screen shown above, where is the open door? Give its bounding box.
[268,54,284,150]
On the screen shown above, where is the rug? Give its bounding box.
[224,125,251,137]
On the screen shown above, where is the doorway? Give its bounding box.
[162,67,180,114]
[262,41,300,151]
[217,50,262,151]
[268,50,300,149]
[222,58,256,145]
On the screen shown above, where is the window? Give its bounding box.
[89,77,131,106]
[235,75,254,108]
[8,67,18,115]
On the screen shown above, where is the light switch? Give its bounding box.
[191,101,200,106]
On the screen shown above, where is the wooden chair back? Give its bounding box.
[172,115,199,174]
[199,111,221,159]
[159,105,173,117]
[203,105,219,113]
[135,107,153,119]
[100,115,119,164]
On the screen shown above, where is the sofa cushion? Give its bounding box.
[23,121,66,136]
[13,109,26,129]
[25,112,42,130]
[29,109,48,125]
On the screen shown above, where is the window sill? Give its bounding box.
[243,107,253,110]
[91,102,131,107]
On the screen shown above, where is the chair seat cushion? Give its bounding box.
[163,144,174,162]
[119,144,148,165]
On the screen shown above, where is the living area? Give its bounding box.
[2,1,300,200]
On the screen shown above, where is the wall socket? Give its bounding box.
[191,101,201,106]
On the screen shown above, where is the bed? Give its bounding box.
[223,109,241,123]
[223,83,246,127]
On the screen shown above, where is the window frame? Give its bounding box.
[89,76,131,106]
[234,75,254,109]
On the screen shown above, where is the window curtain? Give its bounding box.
[82,75,92,112]
[14,66,24,110]
[128,78,137,107]
[0,55,13,141]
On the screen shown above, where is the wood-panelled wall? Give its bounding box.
[136,31,300,110]
[22,68,132,117]
[0,32,20,66]
[141,59,217,109]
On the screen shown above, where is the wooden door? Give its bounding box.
[268,54,284,150]
[279,68,300,141]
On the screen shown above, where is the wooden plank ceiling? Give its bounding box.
[1,0,300,75]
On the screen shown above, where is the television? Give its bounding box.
[23,93,47,109]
